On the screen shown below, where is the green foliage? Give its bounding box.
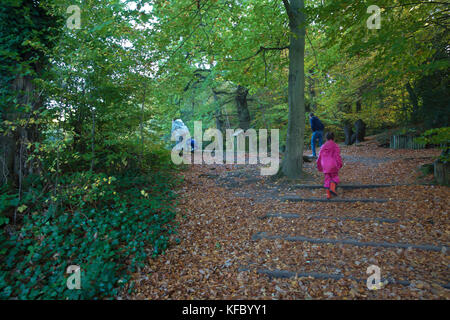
[0,186,19,217]
[1,0,448,300]
[0,169,180,299]
[0,0,62,111]
[417,127,450,145]
[416,127,450,162]
[0,0,183,299]
[308,0,449,134]
[149,0,449,142]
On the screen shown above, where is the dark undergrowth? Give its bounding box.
[0,154,183,299]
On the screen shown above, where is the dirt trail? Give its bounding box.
[126,139,449,299]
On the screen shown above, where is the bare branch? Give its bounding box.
[227,46,289,62]
[383,1,449,9]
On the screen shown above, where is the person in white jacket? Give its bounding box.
[171,118,191,151]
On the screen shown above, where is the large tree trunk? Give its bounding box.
[406,82,419,122]
[1,75,39,186]
[0,1,55,187]
[344,123,354,145]
[235,85,251,130]
[356,99,362,112]
[354,119,366,143]
[281,0,306,179]
[0,125,15,185]
[212,90,224,132]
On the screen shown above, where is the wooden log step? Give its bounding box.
[261,213,399,223]
[292,184,403,190]
[257,269,409,285]
[198,173,220,178]
[281,196,391,203]
[255,269,450,289]
[251,232,448,253]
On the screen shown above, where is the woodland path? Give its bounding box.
[126,137,449,299]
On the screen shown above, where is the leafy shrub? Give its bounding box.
[0,170,181,299]
[416,127,450,162]
[0,186,19,222]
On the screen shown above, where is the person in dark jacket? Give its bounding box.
[309,113,324,157]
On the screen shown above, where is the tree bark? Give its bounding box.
[281,0,306,179]
[356,99,362,112]
[1,75,39,186]
[235,85,251,130]
[354,119,366,143]
[212,90,224,132]
[140,85,147,165]
[344,124,354,145]
[406,82,419,122]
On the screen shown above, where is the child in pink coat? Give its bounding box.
[317,132,343,199]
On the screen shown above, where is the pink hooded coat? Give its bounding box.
[317,140,343,174]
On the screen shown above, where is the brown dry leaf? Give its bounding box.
[123,141,450,300]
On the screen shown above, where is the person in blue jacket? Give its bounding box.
[309,112,324,158]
